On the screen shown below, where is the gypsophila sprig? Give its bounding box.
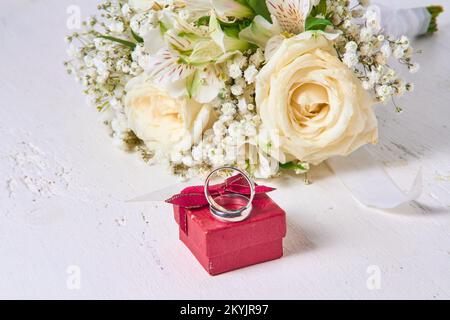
[66,0,442,179]
[328,1,418,104]
[65,0,146,150]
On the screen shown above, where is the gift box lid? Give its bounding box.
[174,193,286,258]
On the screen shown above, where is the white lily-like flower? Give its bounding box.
[129,0,175,12]
[187,65,225,103]
[143,27,166,55]
[209,13,250,54]
[141,1,255,104]
[128,0,156,12]
[185,0,254,21]
[240,0,320,49]
[184,40,225,65]
[266,0,316,34]
[145,47,227,103]
[142,8,184,55]
[165,29,198,52]
[239,15,282,49]
[209,11,227,52]
[253,151,280,179]
[146,48,196,97]
[180,0,211,20]
[211,0,254,20]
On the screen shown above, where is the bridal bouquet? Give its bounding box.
[65,0,442,179]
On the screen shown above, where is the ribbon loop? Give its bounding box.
[166,175,276,234]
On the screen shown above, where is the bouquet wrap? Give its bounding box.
[378,4,431,38]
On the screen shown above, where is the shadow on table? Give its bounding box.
[383,201,449,216]
[283,219,316,258]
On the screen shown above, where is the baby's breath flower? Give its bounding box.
[409,63,420,74]
[244,65,258,84]
[231,83,244,96]
[228,64,242,79]
[331,0,418,105]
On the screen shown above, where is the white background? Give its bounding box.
[0,0,449,299]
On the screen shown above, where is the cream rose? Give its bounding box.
[255,33,378,165]
[125,75,214,154]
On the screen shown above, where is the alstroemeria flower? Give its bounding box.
[266,0,318,34]
[240,0,319,49]
[146,47,229,103]
[239,15,282,48]
[144,9,251,103]
[185,0,254,21]
[129,0,173,11]
[209,13,250,54]
[211,0,254,20]
[128,0,154,11]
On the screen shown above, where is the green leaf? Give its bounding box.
[317,0,327,16]
[223,25,241,38]
[280,161,309,171]
[219,17,252,32]
[195,16,210,27]
[305,16,332,31]
[131,29,144,43]
[246,0,272,23]
[310,0,327,17]
[159,21,168,34]
[235,0,250,6]
[186,71,198,98]
[98,35,136,49]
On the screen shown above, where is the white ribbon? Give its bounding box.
[327,147,422,209]
[127,181,194,203]
[323,4,426,208]
[130,151,423,209]
[374,4,431,38]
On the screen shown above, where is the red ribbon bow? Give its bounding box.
[165,175,276,234]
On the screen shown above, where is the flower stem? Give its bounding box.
[98,35,136,49]
[427,6,444,34]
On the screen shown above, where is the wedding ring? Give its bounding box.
[204,166,255,223]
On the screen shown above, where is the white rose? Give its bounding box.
[125,75,215,154]
[255,34,378,165]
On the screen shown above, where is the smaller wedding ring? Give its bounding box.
[204,166,255,223]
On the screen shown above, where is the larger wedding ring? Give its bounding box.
[204,166,255,223]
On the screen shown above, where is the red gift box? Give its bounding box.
[170,180,286,276]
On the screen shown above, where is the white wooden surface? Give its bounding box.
[1,0,449,300]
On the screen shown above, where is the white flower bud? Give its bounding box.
[409,63,420,74]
